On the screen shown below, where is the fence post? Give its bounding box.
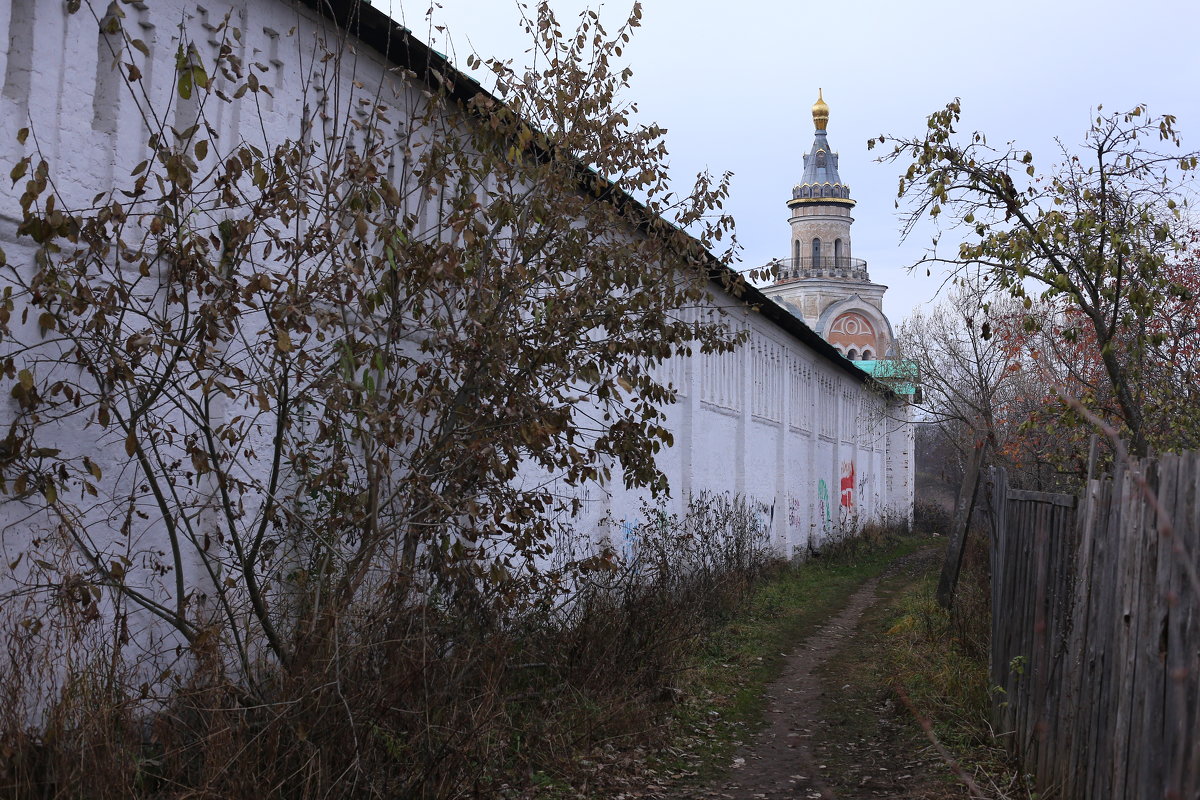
[990,466,1008,722]
[937,438,986,609]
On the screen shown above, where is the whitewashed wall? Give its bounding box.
[568,290,915,558]
[0,0,913,576]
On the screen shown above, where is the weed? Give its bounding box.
[0,494,778,799]
[879,529,1035,799]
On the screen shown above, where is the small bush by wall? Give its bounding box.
[0,493,780,799]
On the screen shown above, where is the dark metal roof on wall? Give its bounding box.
[296,0,881,390]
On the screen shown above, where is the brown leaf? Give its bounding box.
[10,159,28,185]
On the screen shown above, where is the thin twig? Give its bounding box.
[894,684,991,799]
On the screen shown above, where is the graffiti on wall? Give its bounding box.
[816,479,831,534]
[549,483,599,568]
[788,496,805,528]
[840,461,855,508]
[619,519,638,562]
[787,495,805,551]
[751,498,776,542]
[857,470,870,509]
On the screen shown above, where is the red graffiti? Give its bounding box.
[839,461,855,508]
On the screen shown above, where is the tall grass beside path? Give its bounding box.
[639,530,930,792]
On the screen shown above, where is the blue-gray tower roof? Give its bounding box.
[790,89,853,205]
[800,130,844,187]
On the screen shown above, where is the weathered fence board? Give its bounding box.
[989,452,1200,799]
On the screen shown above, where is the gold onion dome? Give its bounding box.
[812,88,829,131]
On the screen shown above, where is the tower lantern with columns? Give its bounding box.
[763,90,895,362]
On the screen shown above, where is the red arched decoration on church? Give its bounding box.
[828,311,878,356]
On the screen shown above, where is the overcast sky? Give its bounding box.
[386,0,1200,326]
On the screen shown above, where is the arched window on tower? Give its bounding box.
[794,239,801,267]
[834,238,843,268]
[812,238,821,270]
[847,348,858,361]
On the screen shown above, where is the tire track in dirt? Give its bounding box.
[680,549,939,800]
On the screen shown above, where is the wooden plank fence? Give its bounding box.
[990,453,1200,799]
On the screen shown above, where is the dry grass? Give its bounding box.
[0,496,783,799]
[881,530,1036,799]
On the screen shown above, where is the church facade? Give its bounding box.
[763,91,896,363]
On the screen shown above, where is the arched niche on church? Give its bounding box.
[828,312,877,358]
[815,295,897,358]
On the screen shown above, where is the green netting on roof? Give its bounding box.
[857,359,919,395]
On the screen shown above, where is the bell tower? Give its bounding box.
[763,90,895,361]
[786,89,858,279]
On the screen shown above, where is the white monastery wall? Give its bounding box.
[564,284,914,557]
[0,0,913,583]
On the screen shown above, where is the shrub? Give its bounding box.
[0,493,783,799]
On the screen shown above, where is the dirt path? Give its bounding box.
[679,548,961,800]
